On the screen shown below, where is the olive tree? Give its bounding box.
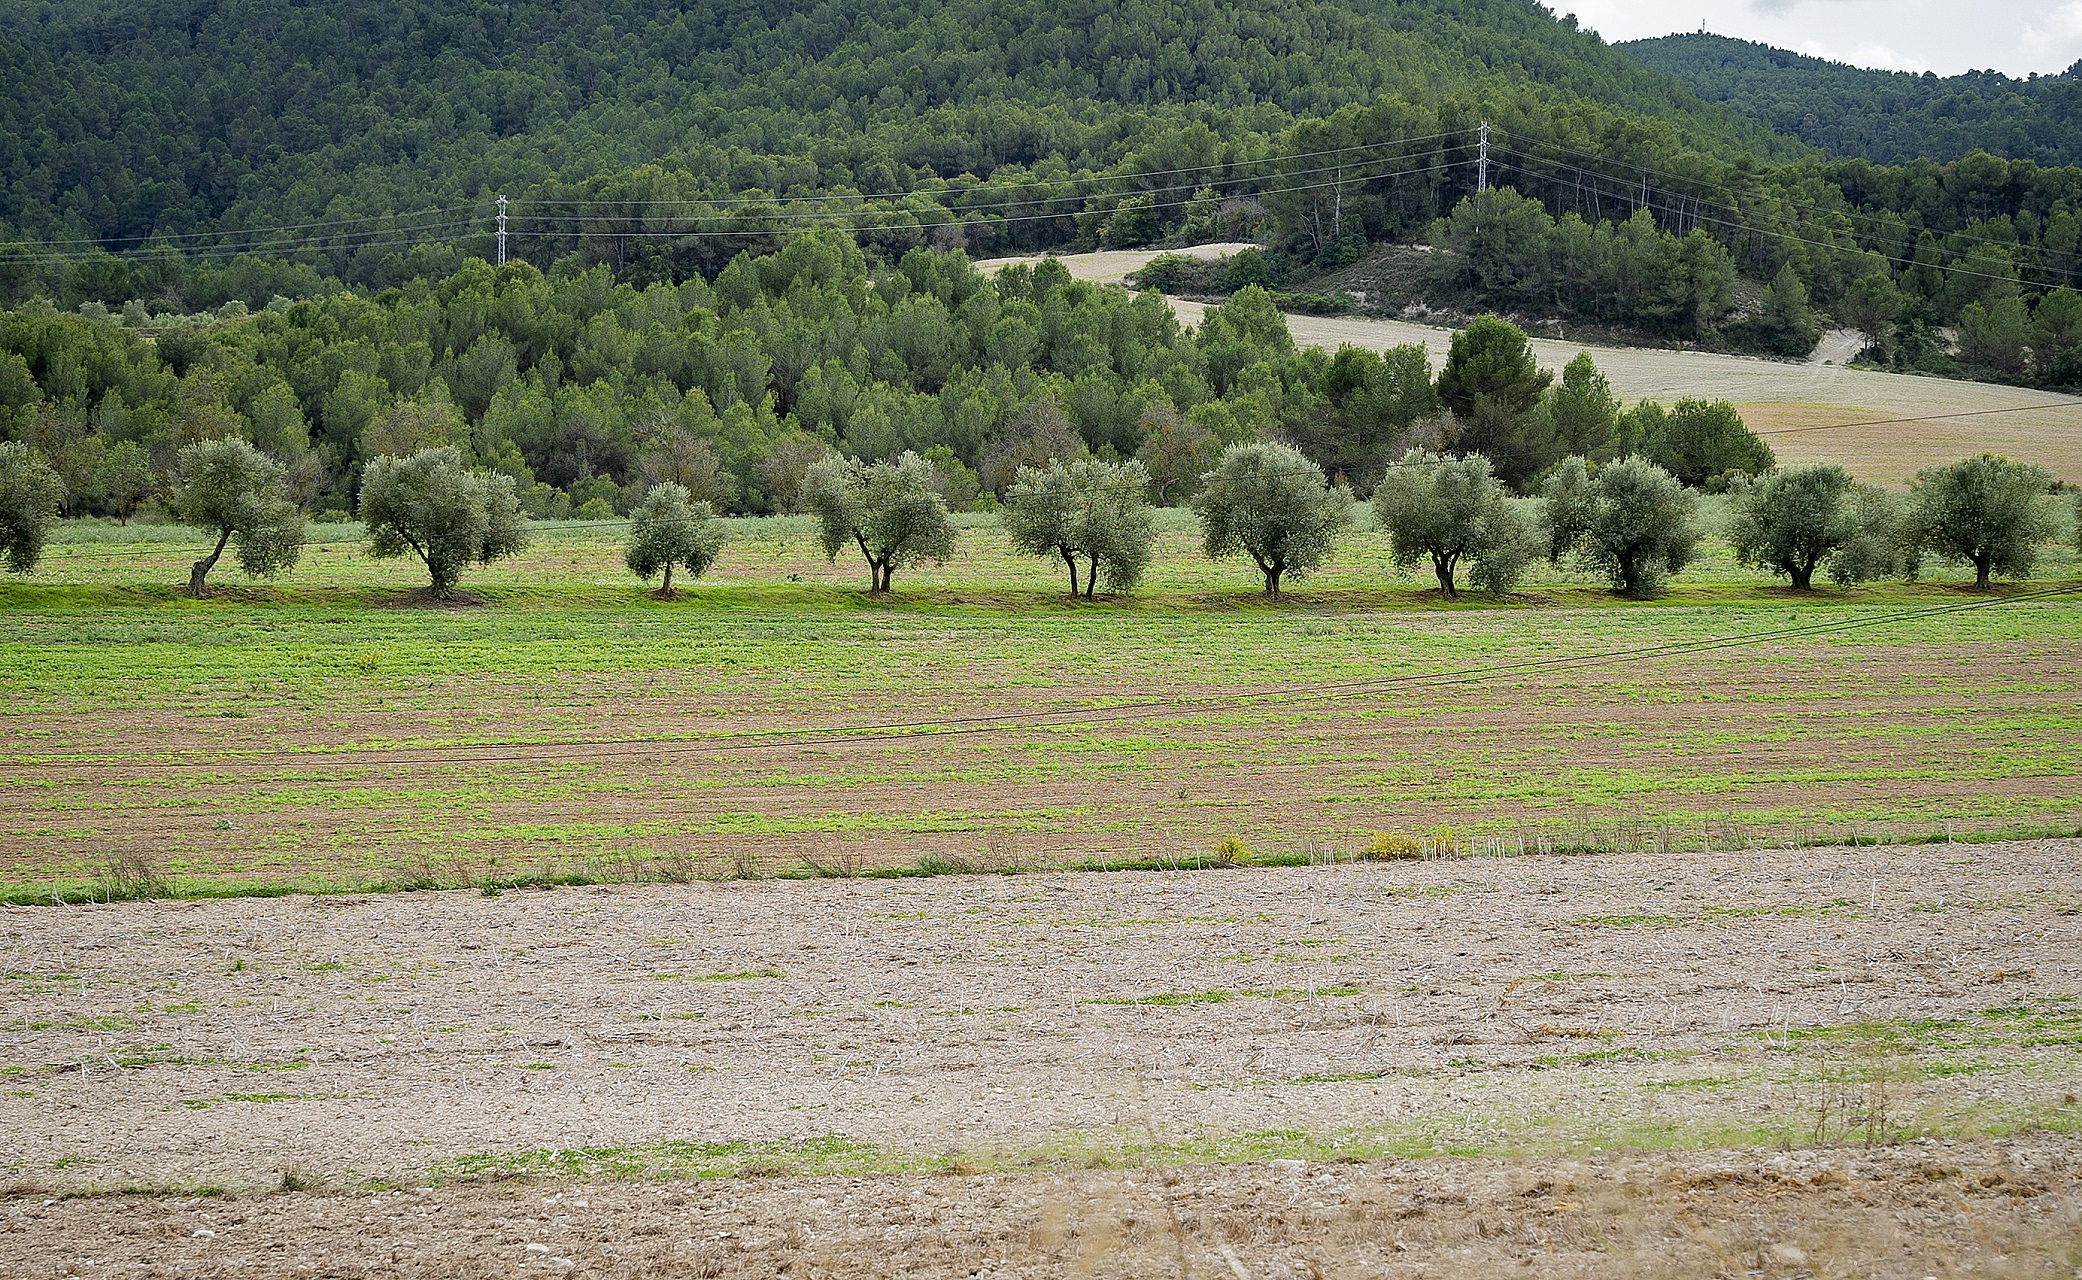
[1192,441,1354,597]
[1908,454,2056,588]
[1077,458,1158,596]
[1727,463,1912,590]
[624,481,724,596]
[0,442,65,574]
[1827,485,1920,587]
[1004,458,1155,597]
[801,451,955,593]
[1003,461,1083,593]
[1545,454,1699,597]
[172,437,305,597]
[359,446,528,598]
[1371,451,1538,598]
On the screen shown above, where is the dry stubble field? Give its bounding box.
[2,841,2079,1276]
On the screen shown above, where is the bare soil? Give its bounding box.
[3,839,2078,1275]
[9,1140,2077,1278]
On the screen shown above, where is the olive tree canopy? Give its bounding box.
[1544,454,1698,597]
[1727,464,1913,590]
[172,437,305,597]
[801,451,956,593]
[1192,441,1353,598]
[624,481,725,596]
[1371,450,1537,598]
[359,446,528,598]
[1908,454,2056,589]
[1003,457,1155,597]
[0,442,65,575]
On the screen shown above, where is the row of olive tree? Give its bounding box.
[3,439,2071,600]
[1208,444,1702,600]
[1724,455,2063,591]
[0,438,529,598]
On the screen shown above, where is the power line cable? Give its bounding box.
[513,131,1474,208]
[1749,399,2082,437]
[3,204,490,253]
[3,212,491,266]
[1502,134,2055,258]
[1489,150,2071,292]
[0,130,1474,261]
[508,158,1478,240]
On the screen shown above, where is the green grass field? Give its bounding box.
[3,505,2079,901]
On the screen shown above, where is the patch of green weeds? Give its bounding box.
[1086,986,1360,1007]
[434,1135,887,1183]
[650,969,781,982]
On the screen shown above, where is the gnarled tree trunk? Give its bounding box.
[188,527,231,598]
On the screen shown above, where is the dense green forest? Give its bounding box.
[0,239,1775,522]
[1624,34,2082,168]
[0,0,1781,274]
[3,0,2082,406]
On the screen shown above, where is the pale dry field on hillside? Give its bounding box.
[977,247,2082,485]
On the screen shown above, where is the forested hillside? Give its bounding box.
[2,0,2081,427]
[0,0,1780,271]
[1624,34,2082,167]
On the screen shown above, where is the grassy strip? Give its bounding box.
[8,819,2081,907]
[397,1097,2081,1188]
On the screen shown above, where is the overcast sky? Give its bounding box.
[1567,0,2082,78]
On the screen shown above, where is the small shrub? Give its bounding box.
[1211,835,1254,865]
[1363,831,1423,861]
[277,1166,323,1192]
[100,849,170,901]
[574,496,616,521]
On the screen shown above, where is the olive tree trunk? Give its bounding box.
[188,527,231,598]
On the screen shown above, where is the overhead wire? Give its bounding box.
[2,210,493,265]
[0,131,1471,262]
[3,204,490,252]
[1501,134,2052,258]
[506,156,1479,239]
[1487,148,2072,291]
[511,131,1474,208]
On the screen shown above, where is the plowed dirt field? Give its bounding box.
[4,838,2078,1276]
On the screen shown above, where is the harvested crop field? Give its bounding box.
[3,838,2079,1275]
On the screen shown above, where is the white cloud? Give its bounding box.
[1577,0,2075,75]
[1838,44,1932,73]
[2017,0,2082,69]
